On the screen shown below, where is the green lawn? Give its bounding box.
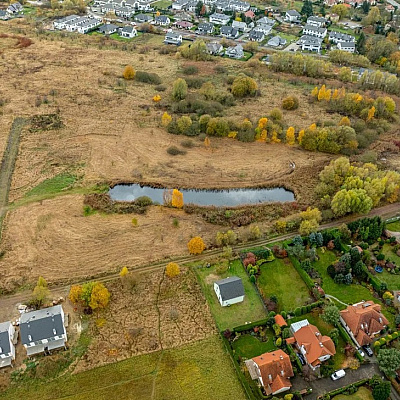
[232,331,276,359]
[0,335,246,400]
[373,244,400,290]
[387,221,400,232]
[257,257,311,312]
[195,260,266,331]
[272,30,298,43]
[24,173,77,199]
[153,0,172,8]
[333,386,373,400]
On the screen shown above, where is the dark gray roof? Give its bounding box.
[215,276,244,301]
[0,322,11,355]
[98,23,118,33]
[20,306,65,345]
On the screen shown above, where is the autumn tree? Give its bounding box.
[153,95,161,103]
[32,276,51,308]
[172,78,188,101]
[317,85,326,101]
[166,262,180,278]
[298,129,305,144]
[188,236,206,254]
[204,136,211,148]
[171,188,184,208]
[177,116,192,134]
[311,86,318,97]
[286,127,295,145]
[255,117,268,141]
[69,285,83,304]
[363,6,381,26]
[339,116,351,126]
[123,65,135,80]
[299,219,319,235]
[367,106,375,121]
[161,112,172,127]
[89,282,110,311]
[119,266,129,283]
[331,4,349,19]
[231,75,258,98]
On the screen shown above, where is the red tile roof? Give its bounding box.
[274,314,287,327]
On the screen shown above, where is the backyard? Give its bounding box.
[372,243,400,290]
[195,260,266,331]
[231,330,275,359]
[332,386,373,400]
[387,221,400,232]
[257,257,311,312]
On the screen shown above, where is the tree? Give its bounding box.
[286,127,295,145]
[298,129,305,144]
[357,32,367,54]
[331,4,349,19]
[299,219,319,235]
[161,112,172,127]
[301,207,322,222]
[339,67,352,83]
[282,96,299,110]
[231,75,258,98]
[301,0,313,17]
[367,106,375,121]
[172,78,188,101]
[372,381,391,400]
[377,348,400,377]
[331,188,373,217]
[200,82,216,100]
[329,328,339,346]
[123,65,135,80]
[89,282,110,311]
[204,136,211,148]
[177,116,192,134]
[187,236,206,254]
[120,266,129,278]
[171,189,184,209]
[322,305,340,326]
[318,85,326,101]
[339,116,351,126]
[69,285,83,304]
[363,6,381,26]
[166,262,180,278]
[153,95,161,103]
[32,276,50,308]
[195,1,203,15]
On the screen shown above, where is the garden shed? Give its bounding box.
[214,276,245,307]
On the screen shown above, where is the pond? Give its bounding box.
[109,184,295,207]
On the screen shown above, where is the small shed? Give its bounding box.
[214,276,245,307]
[274,314,287,327]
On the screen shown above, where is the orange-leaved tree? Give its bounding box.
[187,236,206,254]
[171,189,184,208]
[123,65,135,80]
[166,262,180,278]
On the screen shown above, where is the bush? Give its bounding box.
[123,65,135,80]
[181,139,195,148]
[269,108,283,121]
[231,75,258,98]
[135,71,162,84]
[134,196,153,207]
[282,96,299,110]
[182,65,199,75]
[167,146,187,156]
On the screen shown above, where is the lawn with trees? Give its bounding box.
[231,331,276,359]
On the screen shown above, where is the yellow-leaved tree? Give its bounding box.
[69,285,83,305]
[123,65,135,80]
[309,123,317,131]
[153,95,161,103]
[325,89,332,101]
[339,116,351,126]
[317,85,326,101]
[166,262,180,278]
[286,127,295,145]
[187,236,206,254]
[271,130,281,143]
[171,189,184,208]
[89,282,110,311]
[298,129,305,144]
[367,106,375,121]
[204,136,211,148]
[311,86,318,97]
[255,117,268,141]
[161,112,172,127]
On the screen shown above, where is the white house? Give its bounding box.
[214,276,244,306]
[115,6,134,17]
[220,25,239,38]
[249,29,265,41]
[155,15,171,26]
[172,0,189,10]
[134,13,153,23]
[268,35,286,47]
[298,35,323,52]
[53,15,79,30]
[120,25,137,37]
[6,1,23,15]
[230,0,250,12]
[209,12,231,25]
[303,24,327,38]
[257,16,275,26]
[197,22,214,34]
[206,41,224,55]
[77,18,101,34]
[232,20,247,32]
[0,322,15,368]
[98,23,119,35]
[284,10,301,23]
[20,305,67,356]
[164,31,182,45]
[254,22,273,35]
[337,41,355,53]
[329,30,355,44]
[307,15,326,27]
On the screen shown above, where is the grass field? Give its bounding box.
[332,386,373,400]
[387,221,400,232]
[153,0,172,8]
[231,331,275,359]
[0,335,246,400]
[24,173,77,199]
[195,260,266,330]
[257,257,311,312]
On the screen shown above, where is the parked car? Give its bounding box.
[331,369,346,381]
[357,348,365,357]
[363,345,373,357]
[296,353,305,365]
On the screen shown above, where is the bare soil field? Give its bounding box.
[75,267,216,372]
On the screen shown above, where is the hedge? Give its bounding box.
[232,318,270,333]
[317,378,370,399]
[287,252,315,290]
[286,342,302,371]
[337,324,363,362]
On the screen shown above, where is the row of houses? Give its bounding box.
[172,0,250,12]
[53,15,102,33]
[0,305,67,368]
[0,1,23,20]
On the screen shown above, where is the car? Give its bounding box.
[296,353,305,365]
[362,345,373,357]
[331,369,346,381]
[357,348,365,357]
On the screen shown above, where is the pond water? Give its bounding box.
[109,184,295,207]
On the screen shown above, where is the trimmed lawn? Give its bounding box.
[195,260,266,331]
[0,336,246,400]
[387,221,400,232]
[257,257,311,312]
[333,386,373,400]
[373,244,400,290]
[232,331,276,359]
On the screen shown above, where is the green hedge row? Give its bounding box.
[337,324,364,362]
[317,378,370,399]
[287,252,315,290]
[286,342,302,371]
[233,318,270,333]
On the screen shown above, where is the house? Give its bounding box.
[291,319,336,370]
[209,12,231,25]
[53,15,79,30]
[268,35,287,47]
[77,18,101,34]
[115,6,134,17]
[119,25,137,38]
[244,9,255,19]
[155,15,171,26]
[134,13,153,23]
[197,22,214,34]
[172,0,189,10]
[6,2,23,15]
[254,22,273,35]
[249,29,265,42]
[20,305,67,356]
[329,30,355,44]
[215,0,231,12]
[327,12,339,22]
[274,314,287,327]
[307,15,326,27]
[284,10,301,23]
[164,31,182,45]
[337,41,355,53]
[214,276,244,306]
[246,350,294,395]
[0,10,8,20]
[98,23,119,35]
[220,25,239,38]
[206,41,224,55]
[175,20,193,29]
[230,0,250,12]
[232,20,247,32]
[298,35,323,52]
[385,4,395,12]
[340,300,389,347]
[303,24,327,39]
[257,16,275,26]
[0,322,15,368]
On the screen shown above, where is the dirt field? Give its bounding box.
[75,267,216,372]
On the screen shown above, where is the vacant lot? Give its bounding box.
[0,335,246,400]
[195,260,266,330]
[257,257,311,312]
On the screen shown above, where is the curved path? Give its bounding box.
[325,294,348,307]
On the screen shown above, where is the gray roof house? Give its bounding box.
[155,15,171,26]
[0,9,8,20]
[232,20,247,31]
[0,321,15,368]
[20,305,67,356]
[257,16,275,26]
[329,30,355,44]
[214,276,245,306]
[284,9,301,23]
[119,25,137,38]
[164,31,182,45]
[209,12,231,25]
[206,41,224,55]
[337,41,355,53]
[249,29,265,41]
[225,43,244,59]
[307,15,326,27]
[134,13,153,23]
[197,22,214,34]
[303,24,327,39]
[98,23,119,35]
[268,35,287,47]
[220,25,239,39]
[298,34,323,52]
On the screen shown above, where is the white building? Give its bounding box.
[120,25,137,38]
[53,15,79,30]
[0,322,15,368]
[337,41,355,53]
[303,24,327,38]
[214,276,244,306]
[164,31,183,45]
[285,10,301,23]
[329,30,355,44]
[307,15,326,27]
[298,35,323,52]
[209,12,231,25]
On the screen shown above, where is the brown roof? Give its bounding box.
[293,324,335,367]
[286,337,295,345]
[274,314,287,327]
[252,350,294,395]
[340,301,389,341]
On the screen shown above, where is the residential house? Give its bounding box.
[232,20,247,32]
[155,15,171,26]
[135,1,152,11]
[175,20,193,29]
[298,35,323,52]
[20,305,67,356]
[386,4,395,13]
[249,29,265,42]
[115,6,134,17]
[101,3,116,13]
[230,0,250,12]
[254,22,273,35]
[0,10,8,20]
[307,15,326,27]
[337,41,355,53]
[164,31,183,45]
[134,13,153,23]
[246,350,294,395]
[284,10,301,23]
[303,24,327,39]
[172,0,189,10]
[215,0,231,12]
[267,35,287,47]
[220,25,239,38]
[53,15,79,30]
[185,0,198,12]
[206,41,224,55]
[209,12,231,25]
[197,22,214,34]
[340,300,389,347]
[257,16,275,26]
[64,16,86,31]
[329,30,355,44]
[77,18,101,34]
[291,320,336,370]
[6,2,23,15]
[0,322,15,368]
[326,12,339,22]
[214,276,245,306]
[119,25,137,37]
[98,23,119,35]
[244,9,255,19]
